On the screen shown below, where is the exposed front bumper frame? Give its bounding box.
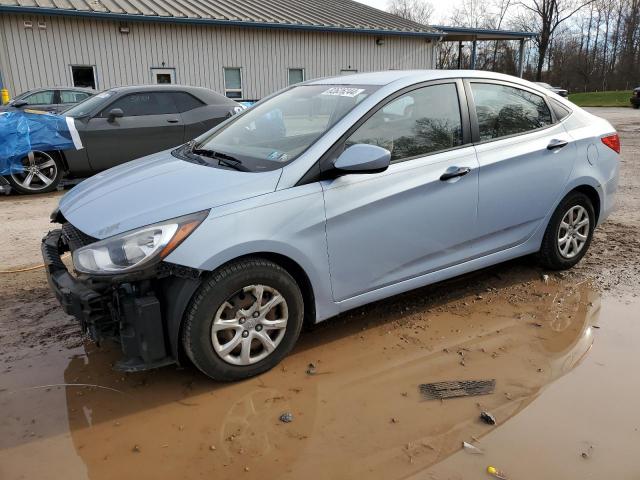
[42,229,199,372]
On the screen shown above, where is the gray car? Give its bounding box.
[0,86,94,113]
[5,85,243,194]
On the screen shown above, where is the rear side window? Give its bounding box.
[60,90,91,103]
[549,98,572,121]
[102,92,178,117]
[346,83,463,161]
[471,83,553,141]
[170,92,204,112]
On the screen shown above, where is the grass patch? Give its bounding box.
[569,90,632,107]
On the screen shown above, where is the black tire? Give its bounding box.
[182,258,304,381]
[6,151,63,194]
[633,103,640,110]
[538,191,595,270]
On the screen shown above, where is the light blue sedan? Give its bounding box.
[43,70,620,380]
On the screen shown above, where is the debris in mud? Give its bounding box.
[419,379,496,400]
[390,417,399,423]
[132,444,141,453]
[306,363,317,375]
[542,274,550,284]
[462,441,483,454]
[581,445,594,459]
[487,465,509,479]
[480,411,496,425]
[209,445,216,451]
[279,412,294,423]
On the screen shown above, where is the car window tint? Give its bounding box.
[471,83,553,141]
[60,91,91,103]
[549,98,572,121]
[170,92,204,112]
[346,83,463,161]
[102,92,178,117]
[23,90,55,104]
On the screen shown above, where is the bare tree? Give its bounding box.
[519,0,598,80]
[387,0,435,24]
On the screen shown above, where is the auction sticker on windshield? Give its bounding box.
[321,87,366,97]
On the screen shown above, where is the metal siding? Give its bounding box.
[0,13,435,98]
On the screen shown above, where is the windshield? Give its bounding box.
[64,91,116,117]
[190,84,378,170]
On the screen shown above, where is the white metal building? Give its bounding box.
[0,0,443,101]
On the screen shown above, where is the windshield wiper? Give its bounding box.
[189,145,246,171]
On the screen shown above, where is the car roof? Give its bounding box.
[20,86,95,94]
[307,70,535,86]
[104,84,238,106]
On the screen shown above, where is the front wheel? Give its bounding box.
[6,151,63,194]
[182,258,304,381]
[538,192,595,270]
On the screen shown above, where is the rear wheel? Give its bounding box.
[6,151,63,194]
[182,258,304,381]
[538,192,595,270]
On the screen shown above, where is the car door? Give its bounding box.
[466,80,577,253]
[322,81,480,302]
[83,91,185,171]
[58,90,92,113]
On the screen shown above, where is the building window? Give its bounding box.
[288,68,304,85]
[151,68,175,84]
[340,69,358,75]
[71,65,96,89]
[224,67,242,99]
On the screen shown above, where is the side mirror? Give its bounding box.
[334,144,391,174]
[107,108,124,122]
[11,100,28,108]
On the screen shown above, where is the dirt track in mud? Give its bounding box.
[0,108,639,480]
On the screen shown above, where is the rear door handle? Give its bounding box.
[440,166,471,181]
[547,139,569,150]
[167,118,179,123]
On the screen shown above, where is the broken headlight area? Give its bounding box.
[42,218,204,372]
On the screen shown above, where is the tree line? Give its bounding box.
[388,0,640,92]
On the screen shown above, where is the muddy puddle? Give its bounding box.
[3,273,636,480]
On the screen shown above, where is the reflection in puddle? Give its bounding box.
[0,281,608,479]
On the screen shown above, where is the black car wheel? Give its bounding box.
[182,258,304,381]
[538,192,595,270]
[6,150,63,194]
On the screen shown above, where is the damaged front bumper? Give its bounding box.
[42,228,202,372]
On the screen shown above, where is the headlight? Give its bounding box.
[73,211,208,274]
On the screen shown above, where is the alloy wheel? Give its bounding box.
[9,151,58,192]
[211,285,288,366]
[557,205,590,259]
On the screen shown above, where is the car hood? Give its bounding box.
[59,151,282,239]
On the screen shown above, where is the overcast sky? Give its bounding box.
[353,0,457,25]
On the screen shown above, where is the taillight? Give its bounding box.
[601,133,620,154]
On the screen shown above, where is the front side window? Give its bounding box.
[101,92,178,117]
[23,90,55,105]
[224,68,242,99]
[190,84,378,170]
[346,83,463,162]
[471,83,553,141]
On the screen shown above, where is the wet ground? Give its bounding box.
[1,107,639,479]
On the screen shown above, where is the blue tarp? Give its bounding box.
[0,110,82,175]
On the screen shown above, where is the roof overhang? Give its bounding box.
[435,26,537,41]
[0,6,442,38]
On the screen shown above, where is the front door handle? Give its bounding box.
[547,139,569,150]
[440,166,471,181]
[167,118,179,123]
